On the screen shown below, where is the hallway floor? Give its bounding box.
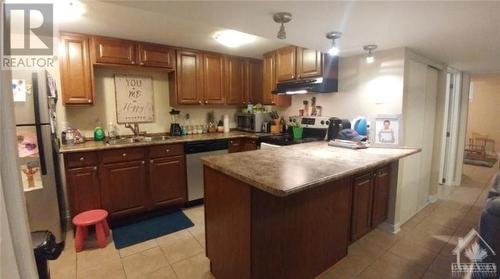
[50,164,498,279]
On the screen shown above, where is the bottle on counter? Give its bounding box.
[223,114,230,133]
[107,122,118,140]
[217,120,224,133]
[280,117,287,133]
[94,126,105,141]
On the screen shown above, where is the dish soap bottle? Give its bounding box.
[94,126,105,141]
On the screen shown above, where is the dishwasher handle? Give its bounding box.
[184,139,229,154]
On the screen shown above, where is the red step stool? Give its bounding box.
[72,209,110,252]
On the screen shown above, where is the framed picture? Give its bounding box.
[372,114,403,147]
[114,74,154,124]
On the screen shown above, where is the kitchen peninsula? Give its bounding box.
[201,142,420,279]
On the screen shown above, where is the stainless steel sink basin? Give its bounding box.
[106,137,141,145]
[106,135,171,145]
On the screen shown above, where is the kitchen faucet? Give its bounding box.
[124,123,141,137]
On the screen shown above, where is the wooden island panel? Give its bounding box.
[204,166,352,279]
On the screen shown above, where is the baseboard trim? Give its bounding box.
[378,222,401,234]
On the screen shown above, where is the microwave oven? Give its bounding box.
[236,112,271,132]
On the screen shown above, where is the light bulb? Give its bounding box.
[328,46,339,56]
[366,55,374,64]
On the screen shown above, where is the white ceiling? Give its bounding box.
[63,1,500,73]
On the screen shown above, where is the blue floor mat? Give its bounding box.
[112,211,194,249]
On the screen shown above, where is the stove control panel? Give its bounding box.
[289,116,331,129]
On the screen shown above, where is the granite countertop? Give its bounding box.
[59,131,261,153]
[201,141,420,197]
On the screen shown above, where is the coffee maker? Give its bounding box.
[327,117,348,141]
[169,109,182,136]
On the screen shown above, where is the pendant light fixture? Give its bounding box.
[273,12,292,40]
[326,31,342,56]
[363,45,377,64]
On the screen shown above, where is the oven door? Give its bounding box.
[237,114,255,131]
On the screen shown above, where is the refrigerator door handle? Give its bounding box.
[33,73,47,175]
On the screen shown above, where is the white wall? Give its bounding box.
[51,66,239,138]
[280,48,406,121]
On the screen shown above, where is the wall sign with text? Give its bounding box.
[114,75,154,123]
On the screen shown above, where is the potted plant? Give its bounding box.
[290,122,303,140]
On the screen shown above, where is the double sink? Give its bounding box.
[106,135,171,145]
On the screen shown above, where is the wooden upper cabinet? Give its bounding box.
[59,32,94,105]
[245,59,262,104]
[92,36,136,65]
[296,47,322,79]
[262,51,276,105]
[203,53,226,104]
[138,43,175,68]
[275,46,297,82]
[172,50,203,105]
[225,56,245,105]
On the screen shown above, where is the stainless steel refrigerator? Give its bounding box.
[13,69,64,243]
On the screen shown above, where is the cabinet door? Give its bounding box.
[59,33,93,105]
[262,52,276,105]
[203,53,226,104]
[138,43,175,68]
[242,138,257,151]
[245,59,262,104]
[371,166,391,227]
[226,56,245,105]
[228,138,244,153]
[351,173,373,241]
[92,36,137,65]
[149,155,187,208]
[66,166,100,217]
[275,46,297,82]
[174,50,203,105]
[296,48,322,79]
[100,160,147,217]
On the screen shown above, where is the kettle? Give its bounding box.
[327,117,351,141]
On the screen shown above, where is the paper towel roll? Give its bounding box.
[223,114,230,133]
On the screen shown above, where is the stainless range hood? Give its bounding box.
[274,77,338,95]
[273,54,339,95]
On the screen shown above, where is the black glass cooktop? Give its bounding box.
[259,134,323,146]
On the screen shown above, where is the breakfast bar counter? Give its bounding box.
[201,142,419,279]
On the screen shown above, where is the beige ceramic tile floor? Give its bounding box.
[50,163,498,279]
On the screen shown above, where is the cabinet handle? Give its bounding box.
[141,161,145,165]
[131,61,135,65]
[139,62,144,65]
[165,149,170,153]
[150,160,153,163]
[204,100,208,104]
[87,99,92,103]
[79,157,85,161]
[198,101,202,104]
[93,166,97,170]
[122,153,127,157]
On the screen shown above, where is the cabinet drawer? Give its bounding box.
[149,144,184,158]
[101,147,145,164]
[66,152,98,168]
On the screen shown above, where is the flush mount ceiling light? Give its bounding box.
[213,30,256,48]
[326,31,342,56]
[363,44,378,64]
[273,12,292,40]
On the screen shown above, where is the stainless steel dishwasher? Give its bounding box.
[185,140,228,204]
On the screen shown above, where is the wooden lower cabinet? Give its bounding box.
[149,155,187,208]
[351,172,373,241]
[64,144,187,219]
[350,165,391,241]
[66,166,100,217]
[100,160,148,217]
[228,138,258,153]
[371,166,391,227]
